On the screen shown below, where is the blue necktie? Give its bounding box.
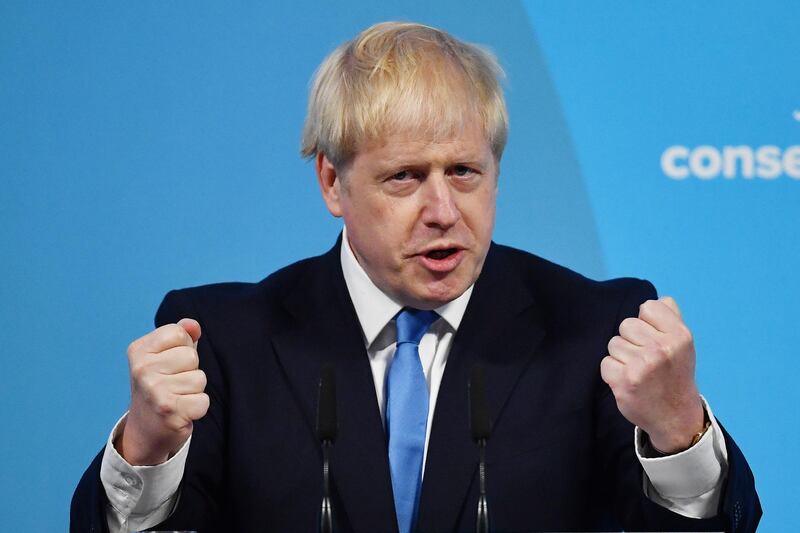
[386,308,438,533]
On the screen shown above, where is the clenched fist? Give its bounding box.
[115,318,209,465]
[600,297,705,454]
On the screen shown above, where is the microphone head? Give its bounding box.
[316,365,337,442]
[469,365,492,442]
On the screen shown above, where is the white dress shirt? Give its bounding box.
[101,229,728,532]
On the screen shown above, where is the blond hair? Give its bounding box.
[300,21,508,168]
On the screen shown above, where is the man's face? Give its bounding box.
[318,121,498,309]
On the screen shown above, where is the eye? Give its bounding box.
[452,165,477,178]
[390,170,413,181]
[382,169,422,196]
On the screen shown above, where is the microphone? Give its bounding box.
[316,365,337,533]
[469,366,492,533]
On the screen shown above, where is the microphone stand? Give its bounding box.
[320,440,333,533]
[469,365,492,533]
[317,366,337,533]
[476,437,489,533]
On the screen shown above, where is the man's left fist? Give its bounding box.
[600,296,706,454]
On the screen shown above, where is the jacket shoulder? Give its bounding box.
[153,252,328,327]
[490,243,657,326]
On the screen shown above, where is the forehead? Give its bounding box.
[353,119,494,170]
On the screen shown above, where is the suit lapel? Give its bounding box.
[270,237,398,533]
[269,239,546,532]
[416,244,546,532]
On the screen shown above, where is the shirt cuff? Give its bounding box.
[100,412,190,518]
[635,396,728,499]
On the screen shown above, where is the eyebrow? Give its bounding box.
[376,153,489,172]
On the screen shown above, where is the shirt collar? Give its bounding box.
[340,226,474,348]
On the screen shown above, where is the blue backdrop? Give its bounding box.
[2,1,797,530]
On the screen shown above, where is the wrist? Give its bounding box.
[116,417,175,466]
[648,402,710,455]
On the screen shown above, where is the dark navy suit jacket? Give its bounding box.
[72,238,761,532]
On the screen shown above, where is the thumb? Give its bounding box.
[177,318,202,347]
[659,296,682,318]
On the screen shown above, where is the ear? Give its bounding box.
[316,152,343,217]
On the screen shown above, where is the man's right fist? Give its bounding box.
[115,318,209,465]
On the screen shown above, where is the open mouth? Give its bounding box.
[425,248,459,260]
[417,247,464,273]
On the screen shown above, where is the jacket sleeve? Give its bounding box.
[70,449,110,533]
[144,288,229,531]
[70,288,229,532]
[595,279,762,532]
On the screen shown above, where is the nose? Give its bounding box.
[420,173,460,230]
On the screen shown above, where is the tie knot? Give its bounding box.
[395,308,438,346]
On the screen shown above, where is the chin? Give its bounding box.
[415,281,469,308]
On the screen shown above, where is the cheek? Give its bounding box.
[463,188,497,237]
[372,197,422,238]
[343,198,410,265]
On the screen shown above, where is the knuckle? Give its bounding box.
[154,395,176,417]
[608,335,623,352]
[126,339,140,358]
[639,299,657,316]
[138,371,160,393]
[641,333,660,349]
[168,324,188,345]
[665,340,680,358]
[165,415,189,432]
[626,368,643,389]
[606,336,616,353]
[600,358,620,387]
[179,346,200,369]
[613,391,628,407]
[129,361,148,382]
[173,346,197,369]
[653,340,672,359]
[640,355,658,373]
[199,393,210,411]
[679,324,693,344]
[162,324,191,347]
[189,348,200,368]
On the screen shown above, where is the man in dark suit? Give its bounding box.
[72,21,761,532]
